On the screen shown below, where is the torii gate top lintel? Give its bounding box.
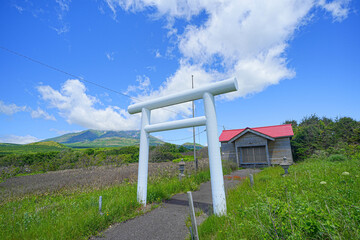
[128,77,238,114]
[127,77,238,216]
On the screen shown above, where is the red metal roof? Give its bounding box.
[219,124,294,142]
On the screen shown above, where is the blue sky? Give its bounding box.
[0,0,359,145]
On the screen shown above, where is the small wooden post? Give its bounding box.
[249,174,254,187]
[187,191,199,240]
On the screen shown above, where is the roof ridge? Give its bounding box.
[222,124,291,132]
[251,123,292,129]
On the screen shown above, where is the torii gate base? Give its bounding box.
[128,78,238,216]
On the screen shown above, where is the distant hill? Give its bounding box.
[0,141,68,155]
[43,130,164,148]
[182,142,204,150]
[28,141,67,148]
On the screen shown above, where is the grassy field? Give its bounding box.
[198,153,360,239]
[0,160,215,240]
[64,137,140,148]
[0,141,68,155]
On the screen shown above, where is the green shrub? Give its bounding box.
[327,154,347,162]
[150,151,176,162]
[288,115,360,161]
[149,143,183,162]
[172,156,194,163]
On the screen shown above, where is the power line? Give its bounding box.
[2,46,221,143]
[0,46,184,116]
[162,129,206,142]
[2,47,226,130]
[1,46,213,122]
[0,46,140,101]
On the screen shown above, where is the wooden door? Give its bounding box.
[241,146,267,163]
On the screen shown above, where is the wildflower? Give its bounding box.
[342,172,350,176]
[320,181,327,185]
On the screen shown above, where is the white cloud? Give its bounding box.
[105,0,351,110]
[56,0,71,20]
[146,66,156,71]
[56,0,71,12]
[0,100,56,121]
[125,75,151,95]
[37,79,140,130]
[105,0,116,13]
[52,0,71,34]
[106,52,115,61]
[0,135,40,144]
[317,0,350,21]
[155,49,162,58]
[13,5,24,13]
[49,128,81,135]
[0,101,27,115]
[52,25,70,35]
[11,1,71,34]
[31,107,56,121]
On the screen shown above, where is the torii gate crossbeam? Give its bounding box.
[128,77,238,216]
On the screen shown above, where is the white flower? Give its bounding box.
[342,172,350,176]
[320,181,327,185]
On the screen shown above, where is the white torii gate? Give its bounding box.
[128,77,238,216]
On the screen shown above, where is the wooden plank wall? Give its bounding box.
[234,132,267,147]
[267,137,293,164]
[221,142,237,163]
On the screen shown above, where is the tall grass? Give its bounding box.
[0,169,211,239]
[198,153,360,239]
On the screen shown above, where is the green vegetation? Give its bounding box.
[0,141,68,155]
[149,143,193,162]
[0,146,141,180]
[28,141,66,148]
[0,169,212,240]
[65,137,140,148]
[172,156,194,163]
[0,143,194,180]
[198,149,360,239]
[286,115,360,161]
[181,142,203,150]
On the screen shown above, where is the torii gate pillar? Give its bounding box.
[203,92,226,214]
[137,108,150,205]
[128,78,238,216]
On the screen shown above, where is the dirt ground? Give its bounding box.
[0,159,209,202]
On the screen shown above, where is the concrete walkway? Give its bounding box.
[93,169,261,240]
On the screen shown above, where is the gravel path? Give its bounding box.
[92,169,261,240]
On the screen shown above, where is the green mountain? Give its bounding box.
[43,130,164,148]
[181,142,204,150]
